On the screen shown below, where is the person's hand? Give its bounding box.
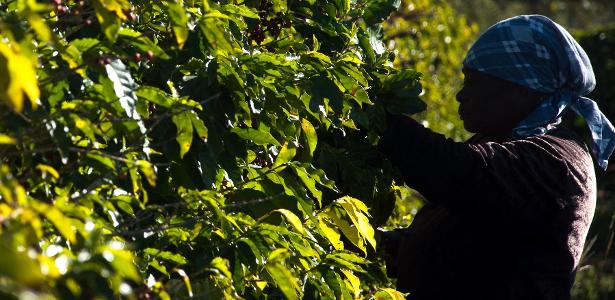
[376,228,403,278]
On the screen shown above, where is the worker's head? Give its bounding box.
[456,67,545,136]
[456,15,615,169]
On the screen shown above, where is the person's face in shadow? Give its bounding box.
[456,68,547,139]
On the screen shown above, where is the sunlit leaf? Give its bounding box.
[301,119,317,157]
[0,42,39,111]
[143,248,187,265]
[36,164,59,180]
[274,209,305,234]
[231,127,281,146]
[165,1,189,48]
[0,134,16,144]
[265,263,299,300]
[272,142,296,168]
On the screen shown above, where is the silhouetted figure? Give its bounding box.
[378,15,615,300]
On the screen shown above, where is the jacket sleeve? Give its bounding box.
[377,113,583,212]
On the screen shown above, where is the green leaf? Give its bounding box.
[324,269,352,300]
[70,114,97,141]
[165,1,189,48]
[32,202,76,243]
[294,165,322,205]
[199,16,233,52]
[136,160,157,186]
[92,0,126,42]
[0,42,39,111]
[358,30,376,65]
[265,263,299,300]
[374,288,408,300]
[380,94,426,115]
[143,248,188,265]
[175,269,194,298]
[326,210,364,253]
[136,86,175,108]
[210,257,232,278]
[353,86,373,105]
[0,243,44,286]
[189,111,208,140]
[69,38,100,53]
[301,119,317,157]
[337,197,376,250]
[340,269,360,298]
[86,152,117,173]
[0,134,16,144]
[318,215,343,250]
[36,164,59,180]
[119,29,170,59]
[274,209,305,234]
[325,251,370,272]
[231,127,281,146]
[272,142,296,168]
[220,4,259,19]
[172,111,194,159]
[363,0,401,26]
[271,0,288,13]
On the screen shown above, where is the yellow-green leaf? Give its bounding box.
[0,134,16,144]
[210,257,232,278]
[92,0,128,42]
[36,164,59,180]
[231,127,281,146]
[301,118,317,157]
[172,111,194,158]
[27,13,52,42]
[0,42,39,111]
[32,202,76,243]
[374,288,408,300]
[294,166,322,206]
[175,269,193,298]
[165,1,189,48]
[326,211,365,254]
[318,215,343,250]
[143,248,187,265]
[265,262,299,300]
[188,111,208,140]
[338,198,376,251]
[136,160,157,186]
[340,269,360,298]
[272,142,296,168]
[274,209,305,234]
[86,152,117,172]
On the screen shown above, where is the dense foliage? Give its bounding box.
[0,0,430,298]
[375,0,476,230]
[384,0,476,141]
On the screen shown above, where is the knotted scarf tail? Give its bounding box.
[570,96,615,170]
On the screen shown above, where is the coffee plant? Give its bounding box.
[0,0,425,298]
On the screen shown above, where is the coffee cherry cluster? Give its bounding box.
[249,0,291,45]
[252,156,270,167]
[52,0,95,28]
[96,50,154,66]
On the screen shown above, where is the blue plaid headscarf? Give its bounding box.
[463,15,615,170]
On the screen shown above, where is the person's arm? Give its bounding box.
[377,113,575,211]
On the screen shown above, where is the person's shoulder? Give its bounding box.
[523,126,595,179]
[535,127,591,159]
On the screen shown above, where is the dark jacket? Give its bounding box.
[378,114,596,300]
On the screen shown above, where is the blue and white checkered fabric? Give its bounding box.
[463,15,615,170]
